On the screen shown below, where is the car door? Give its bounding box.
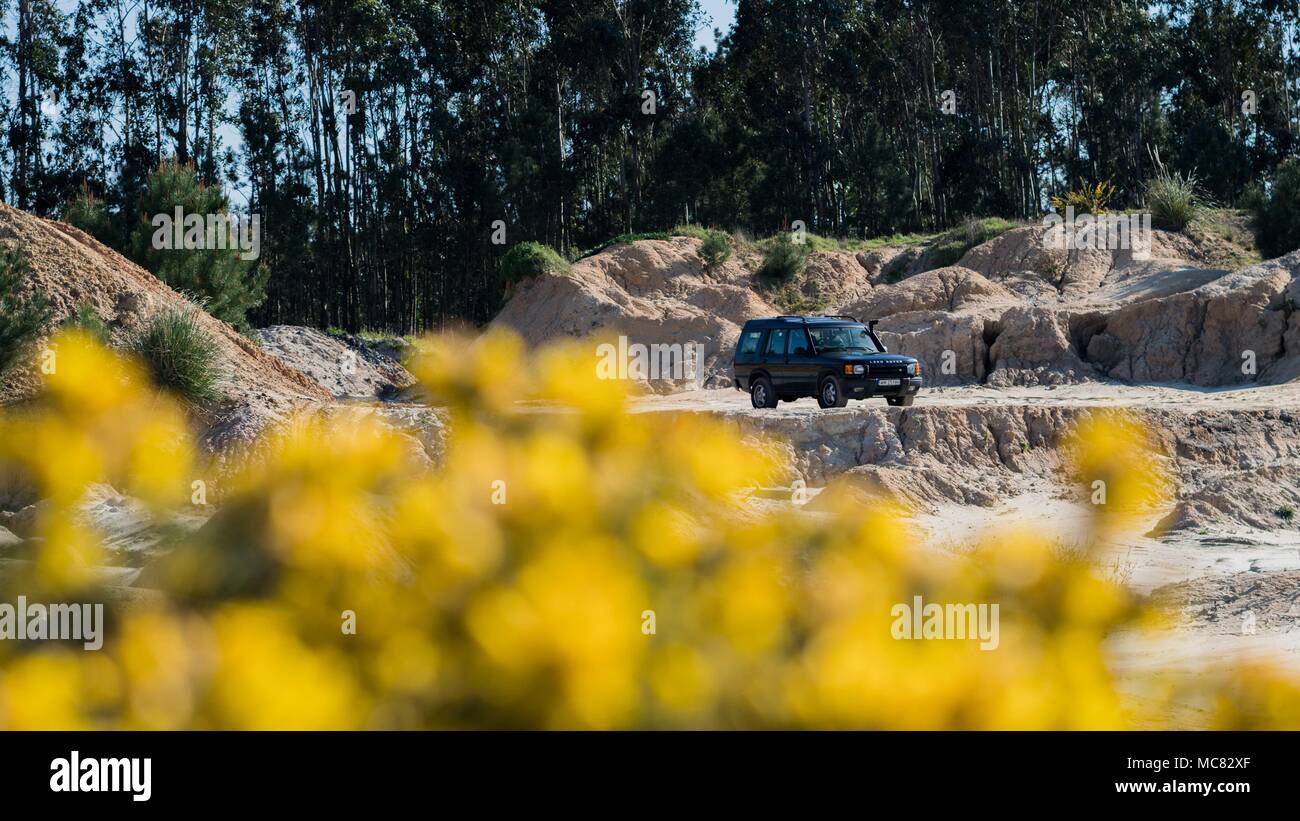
[733,327,763,389]
[763,328,789,392]
[784,327,817,394]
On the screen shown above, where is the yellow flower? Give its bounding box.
[1068,411,1170,534]
[0,653,89,730]
[209,606,364,730]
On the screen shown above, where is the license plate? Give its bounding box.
[877,378,901,386]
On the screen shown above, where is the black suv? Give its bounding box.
[733,316,923,409]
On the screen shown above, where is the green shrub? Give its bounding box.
[0,247,52,377]
[756,232,809,284]
[671,224,711,240]
[928,238,968,269]
[63,302,111,344]
[1183,209,1261,269]
[1144,166,1206,231]
[501,241,571,282]
[1251,160,1300,259]
[1278,505,1296,523]
[699,230,731,267]
[577,232,675,258]
[132,309,221,402]
[860,232,934,250]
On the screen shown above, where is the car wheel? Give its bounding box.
[818,376,848,408]
[887,395,915,407]
[750,376,777,409]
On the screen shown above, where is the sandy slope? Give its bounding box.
[0,203,330,450]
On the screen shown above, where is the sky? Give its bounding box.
[695,0,736,52]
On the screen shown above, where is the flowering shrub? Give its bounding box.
[0,329,1296,729]
[1051,179,1117,215]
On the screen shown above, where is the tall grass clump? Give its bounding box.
[132,309,221,402]
[63,302,111,344]
[671,224,711,240]
[1144,155,1206,231]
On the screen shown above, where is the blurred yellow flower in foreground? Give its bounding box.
[0,329,1296,729]
[1067,411,1170,535]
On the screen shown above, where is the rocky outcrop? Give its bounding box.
[844,266,1014,317]
[1155,570,1300,634]
[875,313,992,386]
[491,238,780,389]
[0,483,209,567]
[1085,252,1299,385]
[855,245,920,283]
[798,251,876,306]
[716,403,1080,486]
[697,401,1300,535]
[320,403,448,467]
[987,307,1094,387]
[490,225,1300,394]
[257,325,415,399]
[858,234,1300,390]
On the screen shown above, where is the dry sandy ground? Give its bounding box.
[627,380,1300,412]
[911,492,1300,715]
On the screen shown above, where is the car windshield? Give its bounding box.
[808,325,881,353]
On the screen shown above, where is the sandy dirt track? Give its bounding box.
[627,380,1300,412]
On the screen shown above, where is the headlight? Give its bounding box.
[843,364,865,375]
[908,362,920,376]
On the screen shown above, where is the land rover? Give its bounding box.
[733,316,923,409]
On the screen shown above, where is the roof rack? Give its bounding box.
[766,314,865,323]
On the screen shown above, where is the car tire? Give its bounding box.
[817,375,848,408]
[887,395,915,407]
[750,376,777,409]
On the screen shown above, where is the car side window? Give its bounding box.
[787,329,812,356]
[738,331,761,355]
[765,328,787,357]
